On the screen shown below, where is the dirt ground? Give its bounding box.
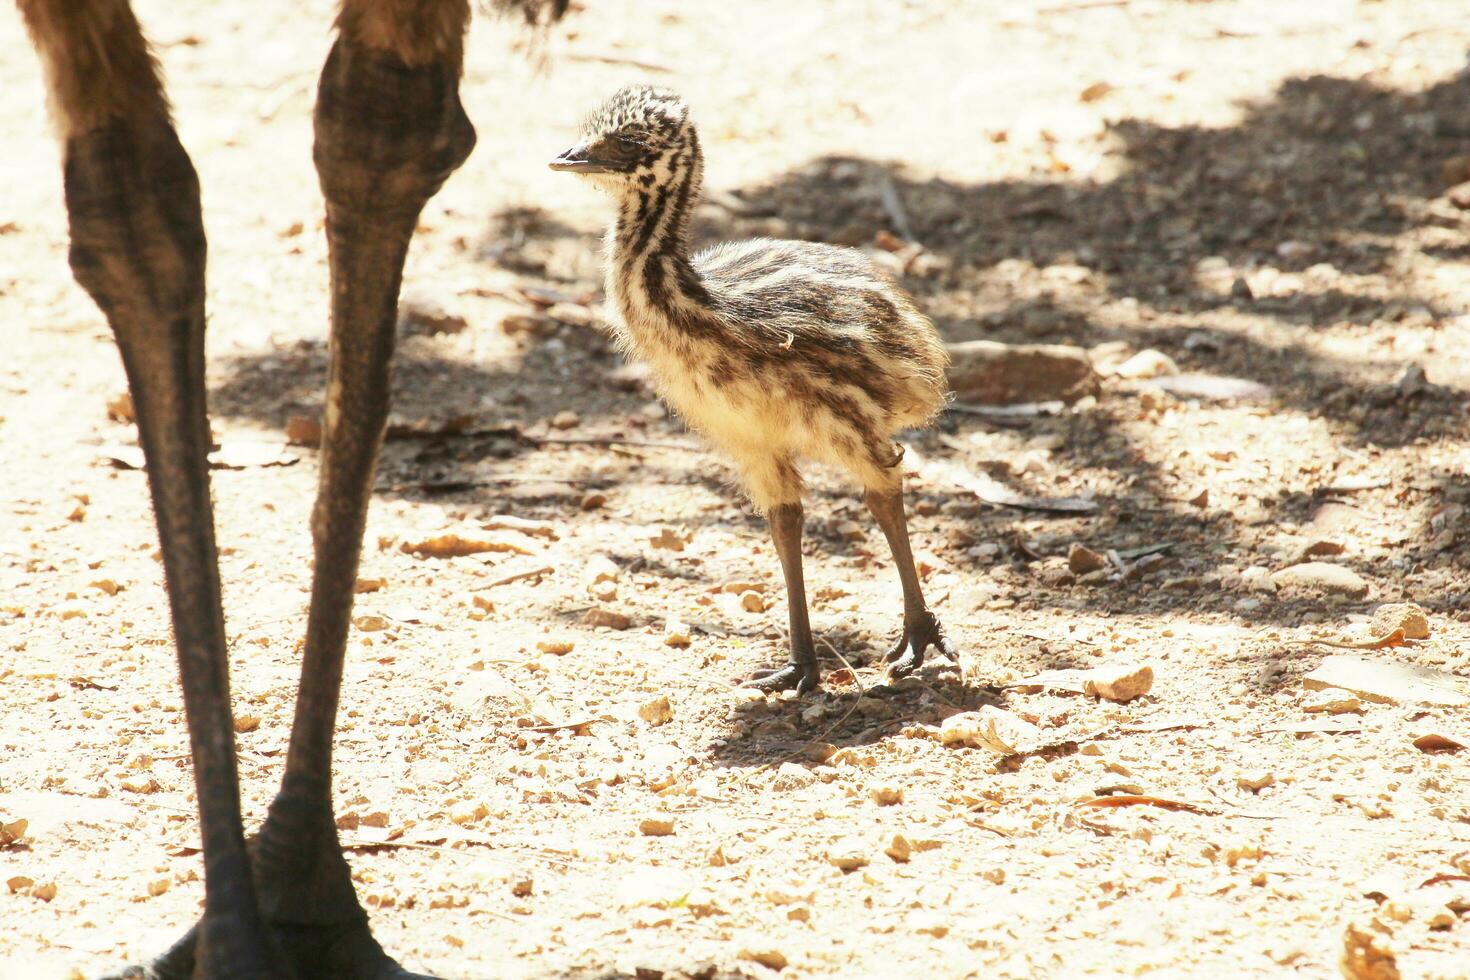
[3,0,1470,977]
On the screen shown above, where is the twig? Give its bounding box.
[524,435,704,452]
[878,175,917,243]
[566,49,673,73]
[1039,0,1128,12]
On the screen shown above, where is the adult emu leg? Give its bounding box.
[142,3,478,977]
[15,1,277,975]
[248,5,477,973]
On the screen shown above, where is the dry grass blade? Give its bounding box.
[1076,795,1216,814]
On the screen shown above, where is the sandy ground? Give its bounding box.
[2,0,1469,977]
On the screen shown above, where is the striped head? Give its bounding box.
[550,85,698,198]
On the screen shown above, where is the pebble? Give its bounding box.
[1083,663,1154,703]
[1067,543,1107,574]
[638,818,675,837]
[739,949,788,971]
[1269,562,1369,599]
[550,410,580,430]
[1303,688,1364,715]
[1113,349,1179,379]
[771,762,818,792]
[581,608,631,630]
[663,617,692,648]
[1236,770,1275,793]
[1240,566,1276,593]
[638,696,673,726]
[826,842,869,872]
[1369,602,1429,640]
[869,786,903,807]
[739,590,766,613]
[885,834,913,863]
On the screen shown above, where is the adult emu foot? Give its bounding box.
[108,792,438,980]
[742,659,822,695]
[883,610,959,679]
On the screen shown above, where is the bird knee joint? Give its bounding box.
[62,115,205,322]
[313,39,475,217]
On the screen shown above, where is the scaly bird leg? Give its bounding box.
[136,5,477,979]
[15,0,278,974]
[251,18,477,980]
[743,502,823,695]
[864,487,958,678]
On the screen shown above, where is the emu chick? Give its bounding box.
[552,85,957,692]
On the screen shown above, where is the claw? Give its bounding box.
[741,661,821,695]
[883,612,960,679]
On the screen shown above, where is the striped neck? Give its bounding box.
[608,131,711,318]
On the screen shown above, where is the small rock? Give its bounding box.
[580,492,606,510]
[1339,923,1398,980]
[1441,153,1470,187]
[1303,688,1364,715]
[947,340,1097,405]
[1113,349,1179,380]
[834,521,866,542]
[648,528,687,552]
[1448,182,1470,210]
[354,614,390,632]
[106,392,135,423]
[1304,655,1469,707]
[581,608,631,630]
[940,706,1042,754]
[550,410,580,430]
[1067,543,1107,575]
[739,590,766,613]
[399,301,468,336]
[283,414,321,443]
[31,882,56,903]
[722,581,766,595]
[771,763,817,793]
[1082,663,1154,703]
[510,878,534,898]
[449,800,489,825]
[663,615,692,648]
[1270,562,1369,599]
[826,842,869,872]
[869,786,903,806]
[535,639,575,655]
[638,696,673,726]
[639,818,674,837]
[500,313,557,336]
[885,834,912,863]
[738,949,788,971]
[1240,566,1277,593]
[233,715,261,734]
[1236,771,1275,793]
[1369,603,1429,641]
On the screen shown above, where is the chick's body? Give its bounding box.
[553,84,958,693]
[614,237,948,507]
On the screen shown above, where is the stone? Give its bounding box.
[638,696,673,726]
[638,818,675,837]
[945,340,1098,405]
[581,607,631,630]
[1369,603,1429,641]
[1083,663,1154,703]
[1270,563,1369,598]
[1067,543,1107,574]
[1304,655,1468,707]
[1112,349,1179,380]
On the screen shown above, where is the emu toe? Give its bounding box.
[884,611,960,679]
[743,659,823,695]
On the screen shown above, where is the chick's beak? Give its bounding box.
[549,142,614,173]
